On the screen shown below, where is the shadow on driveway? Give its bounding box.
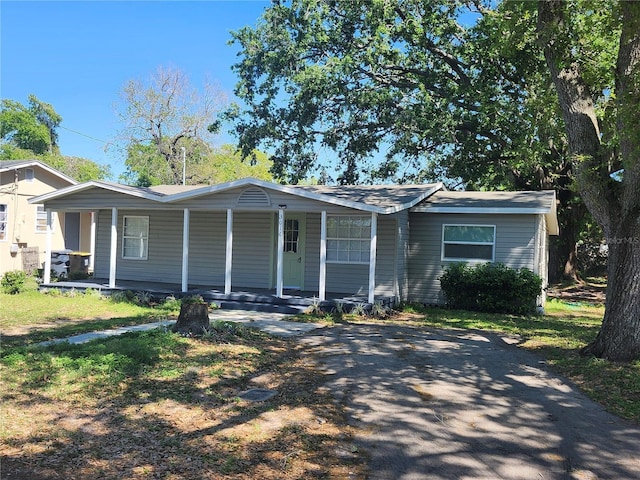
[300,323,640,480]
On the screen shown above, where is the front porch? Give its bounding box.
[40,278,396,314]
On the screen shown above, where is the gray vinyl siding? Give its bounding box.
[304,214,397,296]
[45,188,162,211]
[375,216,397,296]
[396,211,409,301]
[407,213,537,305]
[93,206,399,296]
[95,210,274,288]
[304,213,320,291]
[231,212,273,288]
[94,209,184,283]
[188,211,226,285]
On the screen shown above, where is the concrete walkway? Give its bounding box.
[39,309,324,346]
[208,309,325,337]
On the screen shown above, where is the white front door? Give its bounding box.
[281,213,305,289]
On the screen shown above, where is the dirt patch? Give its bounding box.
[547,282,606,304]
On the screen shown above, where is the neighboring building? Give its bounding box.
[30,177,558,305]
[0,160,92,277]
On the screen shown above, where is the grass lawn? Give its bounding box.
[0,289,179,347]
[0,290,366,480]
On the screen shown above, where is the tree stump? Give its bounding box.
[172,302,210,335]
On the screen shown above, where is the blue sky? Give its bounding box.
[1,0,271,178]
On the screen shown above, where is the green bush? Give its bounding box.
[440,263,542,315]
[181,294,206,305]
[1,270,27,295]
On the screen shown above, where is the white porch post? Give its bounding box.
[225,208,233,294]
[89,211,96,273]
[368,212,378,304]
[43,209,53,284]
[319,210,327,301]
[181,208,190,293]
[276,208,285,298]
[109,207,118,288]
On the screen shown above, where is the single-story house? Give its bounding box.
[0,160,93,277]
[29,177,558,306]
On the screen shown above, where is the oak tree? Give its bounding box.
[538,1,640,360]
[229,0,639,359]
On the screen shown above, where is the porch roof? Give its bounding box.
[30,177,445,215]
[411,190,559,234]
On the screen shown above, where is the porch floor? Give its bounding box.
[40,278,396,314]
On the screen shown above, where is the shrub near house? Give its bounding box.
[1,270,27,294]
[440,263,542,315]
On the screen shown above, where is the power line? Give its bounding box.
[58,125,126,152]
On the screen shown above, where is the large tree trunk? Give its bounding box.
[581,223,640,360]
[549,197,586,283]
[538,1,640,360]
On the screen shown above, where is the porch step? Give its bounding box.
[213,300,309,315]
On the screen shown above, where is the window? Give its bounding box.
[442,225,495,261]
[25,168,34,182]
[35,205,55,233]
[284,219,299,253]
[0,204,7,241]
[326,216,371,264]
[122,216,149,260]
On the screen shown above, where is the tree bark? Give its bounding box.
[538,1,640,360]
[581,222,640,360]
[172,303,210,335]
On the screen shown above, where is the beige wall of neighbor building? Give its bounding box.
[0,161,77,277]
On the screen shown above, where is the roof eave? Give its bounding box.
[167,177,442,213]
[29,181,164,204]
[1,160,78,185]
[546,191,559,235]
[410,206,551,214]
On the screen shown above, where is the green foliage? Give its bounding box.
[181,294,206,305]
[1,270,27,294]
[1,330,180,395]
[440,263,542,315]
[44,154,111,181]
[370,301,390,319]
[0,95,110,181]
[0,95,61,154]
[226,0,617,186]
[205,320,251,339]
[110,290,136,303]
[161,295,182,311]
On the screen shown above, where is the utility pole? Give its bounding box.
[182,147,186,186]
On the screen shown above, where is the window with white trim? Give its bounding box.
[0,204,7,241]
[25,168,35,182]
[122,216,149,260]
[442,224,495,261]
[326,215,371,264]
[35,205,55,233]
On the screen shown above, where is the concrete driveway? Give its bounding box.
[299,323,640,480]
